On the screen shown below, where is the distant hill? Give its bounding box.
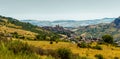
[21,18,115,27]
[73,17,120,40]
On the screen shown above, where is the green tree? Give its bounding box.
[102,34,113,44]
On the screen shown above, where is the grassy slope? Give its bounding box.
[0,16,60,59]
[0,15,59,40]
[0,26,37,39]
[26,41,120,59]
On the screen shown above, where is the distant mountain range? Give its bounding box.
[21,18,115,27]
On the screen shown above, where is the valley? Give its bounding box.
[1,0,120,59]
[0,15,120,59]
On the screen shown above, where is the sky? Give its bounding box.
[0,0,120,21]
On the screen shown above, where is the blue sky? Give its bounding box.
[0,0,120,21]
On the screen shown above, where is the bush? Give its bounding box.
[102,35,113,44]
[11,32,19,38]
[36,34,46,40]
[78,42,87,48]
[92,45,102,50]
[55,40,59,43]
[50,41,53,44]
[57,48,72,59]
[95,54,104,59]
[114,57,119,59]
[77,42,91,48]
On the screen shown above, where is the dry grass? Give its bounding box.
[0,26,37,39]
[26,41,120,59]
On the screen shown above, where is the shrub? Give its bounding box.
[57,48,72,59]
[114,57,119,59]
[92,45,102,50]
[11,32,19,38]
[36,34,45,40]
[50,41,53,44]
[77,42,91,48]
[102,35,113,44]
[95,54,104,59]
[55,40,59,43]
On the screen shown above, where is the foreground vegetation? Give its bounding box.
[26,41,120,59]
[0,39,83,59]
[1,39,120,59]
[0,40,40,59]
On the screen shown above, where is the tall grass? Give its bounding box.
[0,40,40,59]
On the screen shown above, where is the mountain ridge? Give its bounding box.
[21,18,115,27]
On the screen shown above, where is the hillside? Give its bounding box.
[0,15,60,40]
[74,17,120,40]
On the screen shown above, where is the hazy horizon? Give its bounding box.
[0,0,120,21]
